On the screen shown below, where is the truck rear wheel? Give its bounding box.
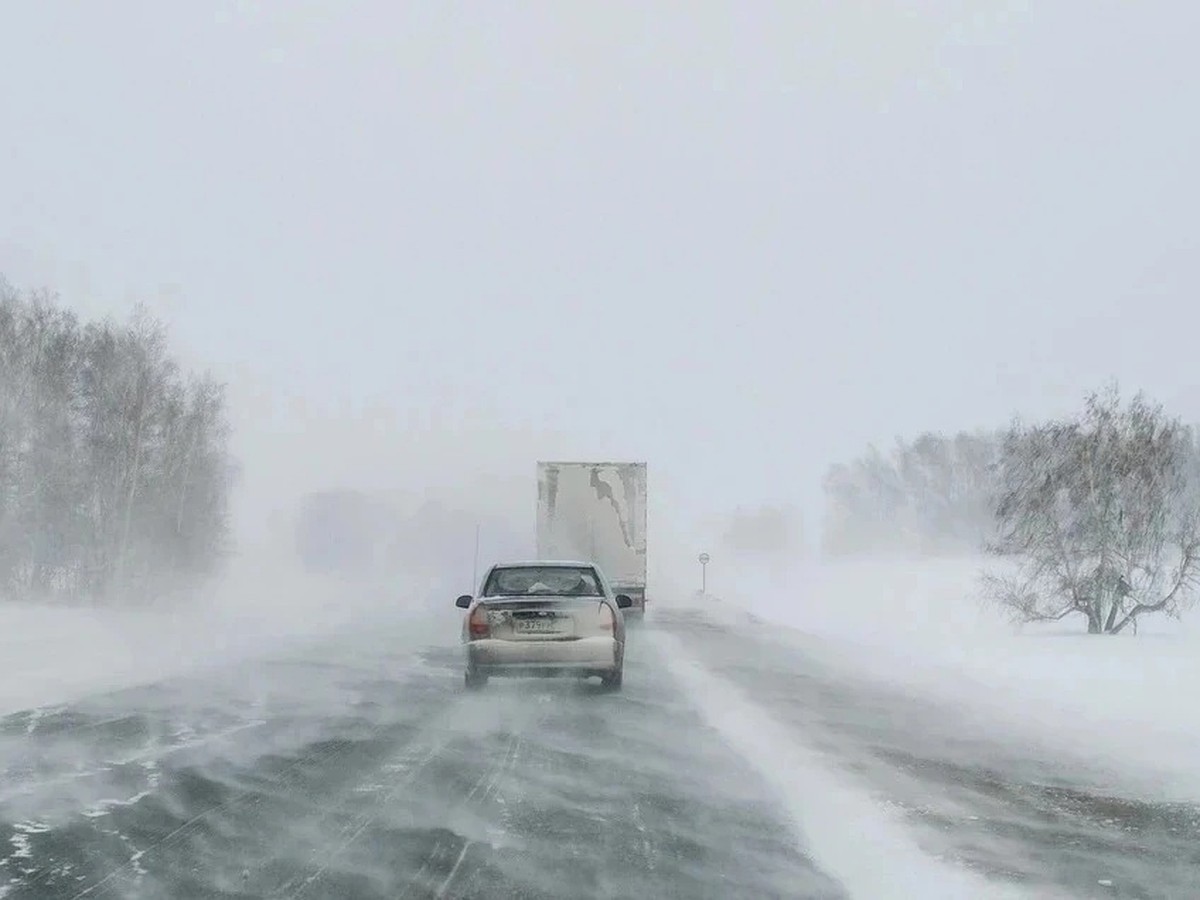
[600,668,623,691]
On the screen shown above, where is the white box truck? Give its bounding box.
[536,461,648,615]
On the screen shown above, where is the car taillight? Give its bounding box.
[599,603,615,631]
[468,605,491,639]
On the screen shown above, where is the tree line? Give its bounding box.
[823,386,1200,633]
[821,429,1004,556]
[0,279,233,604]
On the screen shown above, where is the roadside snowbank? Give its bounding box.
[701,556,1200,801]
[0,544,443,717]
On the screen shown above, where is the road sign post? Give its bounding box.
[698,552,710,596]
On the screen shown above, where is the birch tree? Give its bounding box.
[0,280,233,604]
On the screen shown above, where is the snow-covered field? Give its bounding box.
[703,555,1200,802]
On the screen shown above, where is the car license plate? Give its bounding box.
[513,617,566,634]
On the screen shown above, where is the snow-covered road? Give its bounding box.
[1,606,1196,899]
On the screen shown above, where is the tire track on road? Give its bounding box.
[414,732,524,899]
[278,652,554,899]
[4,649,448,899]
[432,652,846,900]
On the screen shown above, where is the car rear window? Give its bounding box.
[484,566,603,597]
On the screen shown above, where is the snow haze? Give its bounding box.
[4,4,1200,533]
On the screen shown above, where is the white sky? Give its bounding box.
[3,2,1199,541]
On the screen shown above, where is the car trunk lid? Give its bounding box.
[479,596,613,641]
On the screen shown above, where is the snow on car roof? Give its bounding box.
[490,560,596,569]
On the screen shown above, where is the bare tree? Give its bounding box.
[985,386,1200,634]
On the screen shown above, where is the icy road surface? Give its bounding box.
[1,609,1197,899]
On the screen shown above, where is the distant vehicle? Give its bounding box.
[536,461,649,616]
[456,560,633,690]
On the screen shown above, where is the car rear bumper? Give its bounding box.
[467,636,622,674]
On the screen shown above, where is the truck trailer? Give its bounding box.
[535,461,648,615]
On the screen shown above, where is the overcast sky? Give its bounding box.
[3,2,1199,542]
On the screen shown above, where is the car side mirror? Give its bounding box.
[615,594,633,609]
[456,595,473,609]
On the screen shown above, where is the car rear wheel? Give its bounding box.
[465,669,488,690]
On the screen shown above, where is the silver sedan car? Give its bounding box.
[455,560,633,691]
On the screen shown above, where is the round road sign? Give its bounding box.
[698,553,710,565]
